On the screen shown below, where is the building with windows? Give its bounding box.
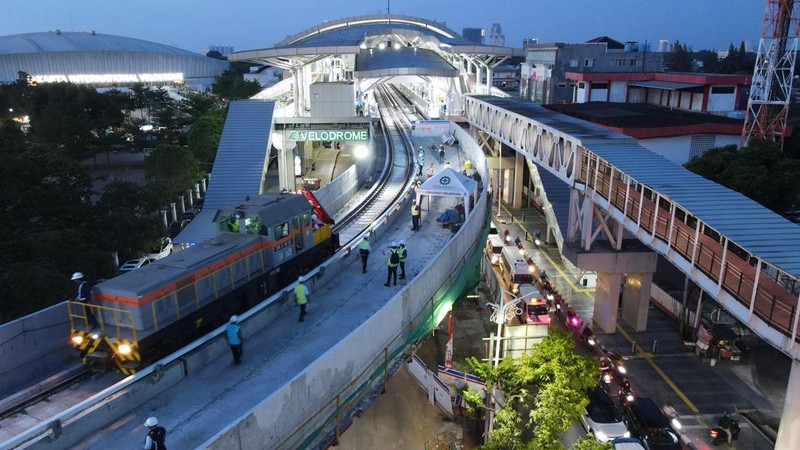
[462,27,485,45]
[520,37,665,104]
[490,23,505,47]
[0,31,229,89]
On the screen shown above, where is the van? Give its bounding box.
[485,235,504,265]
[519,284,549,326]
[500,246,534,291]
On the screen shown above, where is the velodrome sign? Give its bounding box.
[287,129,369,142]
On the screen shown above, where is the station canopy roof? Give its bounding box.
[230,14,523,69]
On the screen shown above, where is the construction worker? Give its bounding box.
[358,236,371,273]
[411,201,421,231]
[143,416,167,450]
[226,315,243,365]
[398,241,408,279]
[384,242,400,287]
[72,272,98,328]
[295,275,309,322]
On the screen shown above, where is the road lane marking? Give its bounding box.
[617,326,700,414]
[498,205,595,294]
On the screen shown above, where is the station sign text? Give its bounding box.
[287,129,369,142]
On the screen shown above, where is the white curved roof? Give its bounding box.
[0,31,198,57]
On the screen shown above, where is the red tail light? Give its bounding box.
[710,430,718,438]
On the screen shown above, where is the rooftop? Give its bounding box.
[0,31,201,57]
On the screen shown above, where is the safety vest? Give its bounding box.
[398,247,407,262]
[295,284,308,305]
[388,249,400,267]
[411,205,420,217]
[359,240,370,251]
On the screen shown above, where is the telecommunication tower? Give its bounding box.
[741,0,800,149]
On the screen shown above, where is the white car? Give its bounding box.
[581,386,631,442]
[145,237,173,261]
[611,437,646,450]
[118,257,152,275]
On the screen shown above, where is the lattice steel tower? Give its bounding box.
[742,0,800,149]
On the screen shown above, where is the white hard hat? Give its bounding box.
[145,417,158,427]
[391,241,398,247]
[399,240,406,246]
[230,315,239,323]
[298,275,305,282]
[71,272,84,280]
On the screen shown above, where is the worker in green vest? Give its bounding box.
[398,240,408,279]
[295,275,309,322]
[384,242,400,287]
[358,236,371,273]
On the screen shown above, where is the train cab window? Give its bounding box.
[274,222,289,239]
[293,217,304,251]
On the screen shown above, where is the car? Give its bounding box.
[611,437,647,450]
[169,219,188,238]
[622,398,682,449]
[117,257,152,275]
[145,237,173,261]
[581,386,630,442]
[489,221,498,235]
[181,211,196,223]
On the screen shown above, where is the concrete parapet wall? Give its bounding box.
[0,302,74,398]
[200,122,489,449]
[28,359,186,449]
[313,164,358,215]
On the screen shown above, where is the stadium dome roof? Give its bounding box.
[0,31,199,57]
[0,31,228,85]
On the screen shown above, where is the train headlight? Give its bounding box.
[118,344,132,355]
[91,333,100,340]
[71,335,84,345]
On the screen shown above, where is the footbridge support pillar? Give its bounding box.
[563,239,657,333]
[776,359,800,450]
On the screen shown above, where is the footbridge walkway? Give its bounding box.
[464,94,800,449]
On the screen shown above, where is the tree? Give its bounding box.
[212,69,263,100]
[188,114,224,165]
[665,41,693,72]
[466,331,599,449]
[144,144,205,206]
[95,181,164,261]
[685,139,800,212]
[573,437,612,450]
[182,93,222,122]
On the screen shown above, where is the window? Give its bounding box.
[629,59,640,67]
[569,59,579,68]
[591,82,609,90]
[293,217,304,251]
[610,59,625,67]
[689,135,716,159]
[584,58,594,68]
[274,222,289,239]
[558,82,567,88]
[711,85,735,94]
[578,82,586,89]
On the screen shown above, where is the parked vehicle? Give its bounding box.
[581,386,630,442]
[611,437,647,450]
[145,237,173,261]
[622,398,682,450]
[117,257,152,275]
[485,235,504,265]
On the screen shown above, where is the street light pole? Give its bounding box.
[486,288,538,366]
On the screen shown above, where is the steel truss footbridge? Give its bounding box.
[465,95,800,360]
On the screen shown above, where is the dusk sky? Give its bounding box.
[2,0,765,54]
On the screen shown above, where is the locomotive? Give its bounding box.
[68,192,339,375]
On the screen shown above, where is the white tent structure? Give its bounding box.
[416,167,479,217]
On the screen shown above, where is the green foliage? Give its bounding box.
[95,181,164,261]
[573,437,613,450]
[473,331,599,450]
[685,139,800,211]
[458,386,484,414]
[182,93,222,121]
[188,113,224,165]
[144,144,205,206]
[212,69,263,100]
[27,82,126,159]
[665,41,693,72]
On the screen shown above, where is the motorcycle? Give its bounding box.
[605,349,628,377]
[617,378,635,408]
[709,412,740,445]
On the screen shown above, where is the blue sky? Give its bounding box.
[2,0,765,53]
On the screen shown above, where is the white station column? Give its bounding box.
[776,359,800,449]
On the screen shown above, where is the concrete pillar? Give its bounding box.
[200,178,207,194]
[161,210,168,230]
[179,196,186,214]
[621,272,653,332]
[170,203,177,222]
[776,359,800,450]
[278,147,296,192]
[487,68,493,93]
[195,183,201,200]
[186,189,194,207]
[512,151,524,209]
[292,69,300,117]
[593,272,623,333]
